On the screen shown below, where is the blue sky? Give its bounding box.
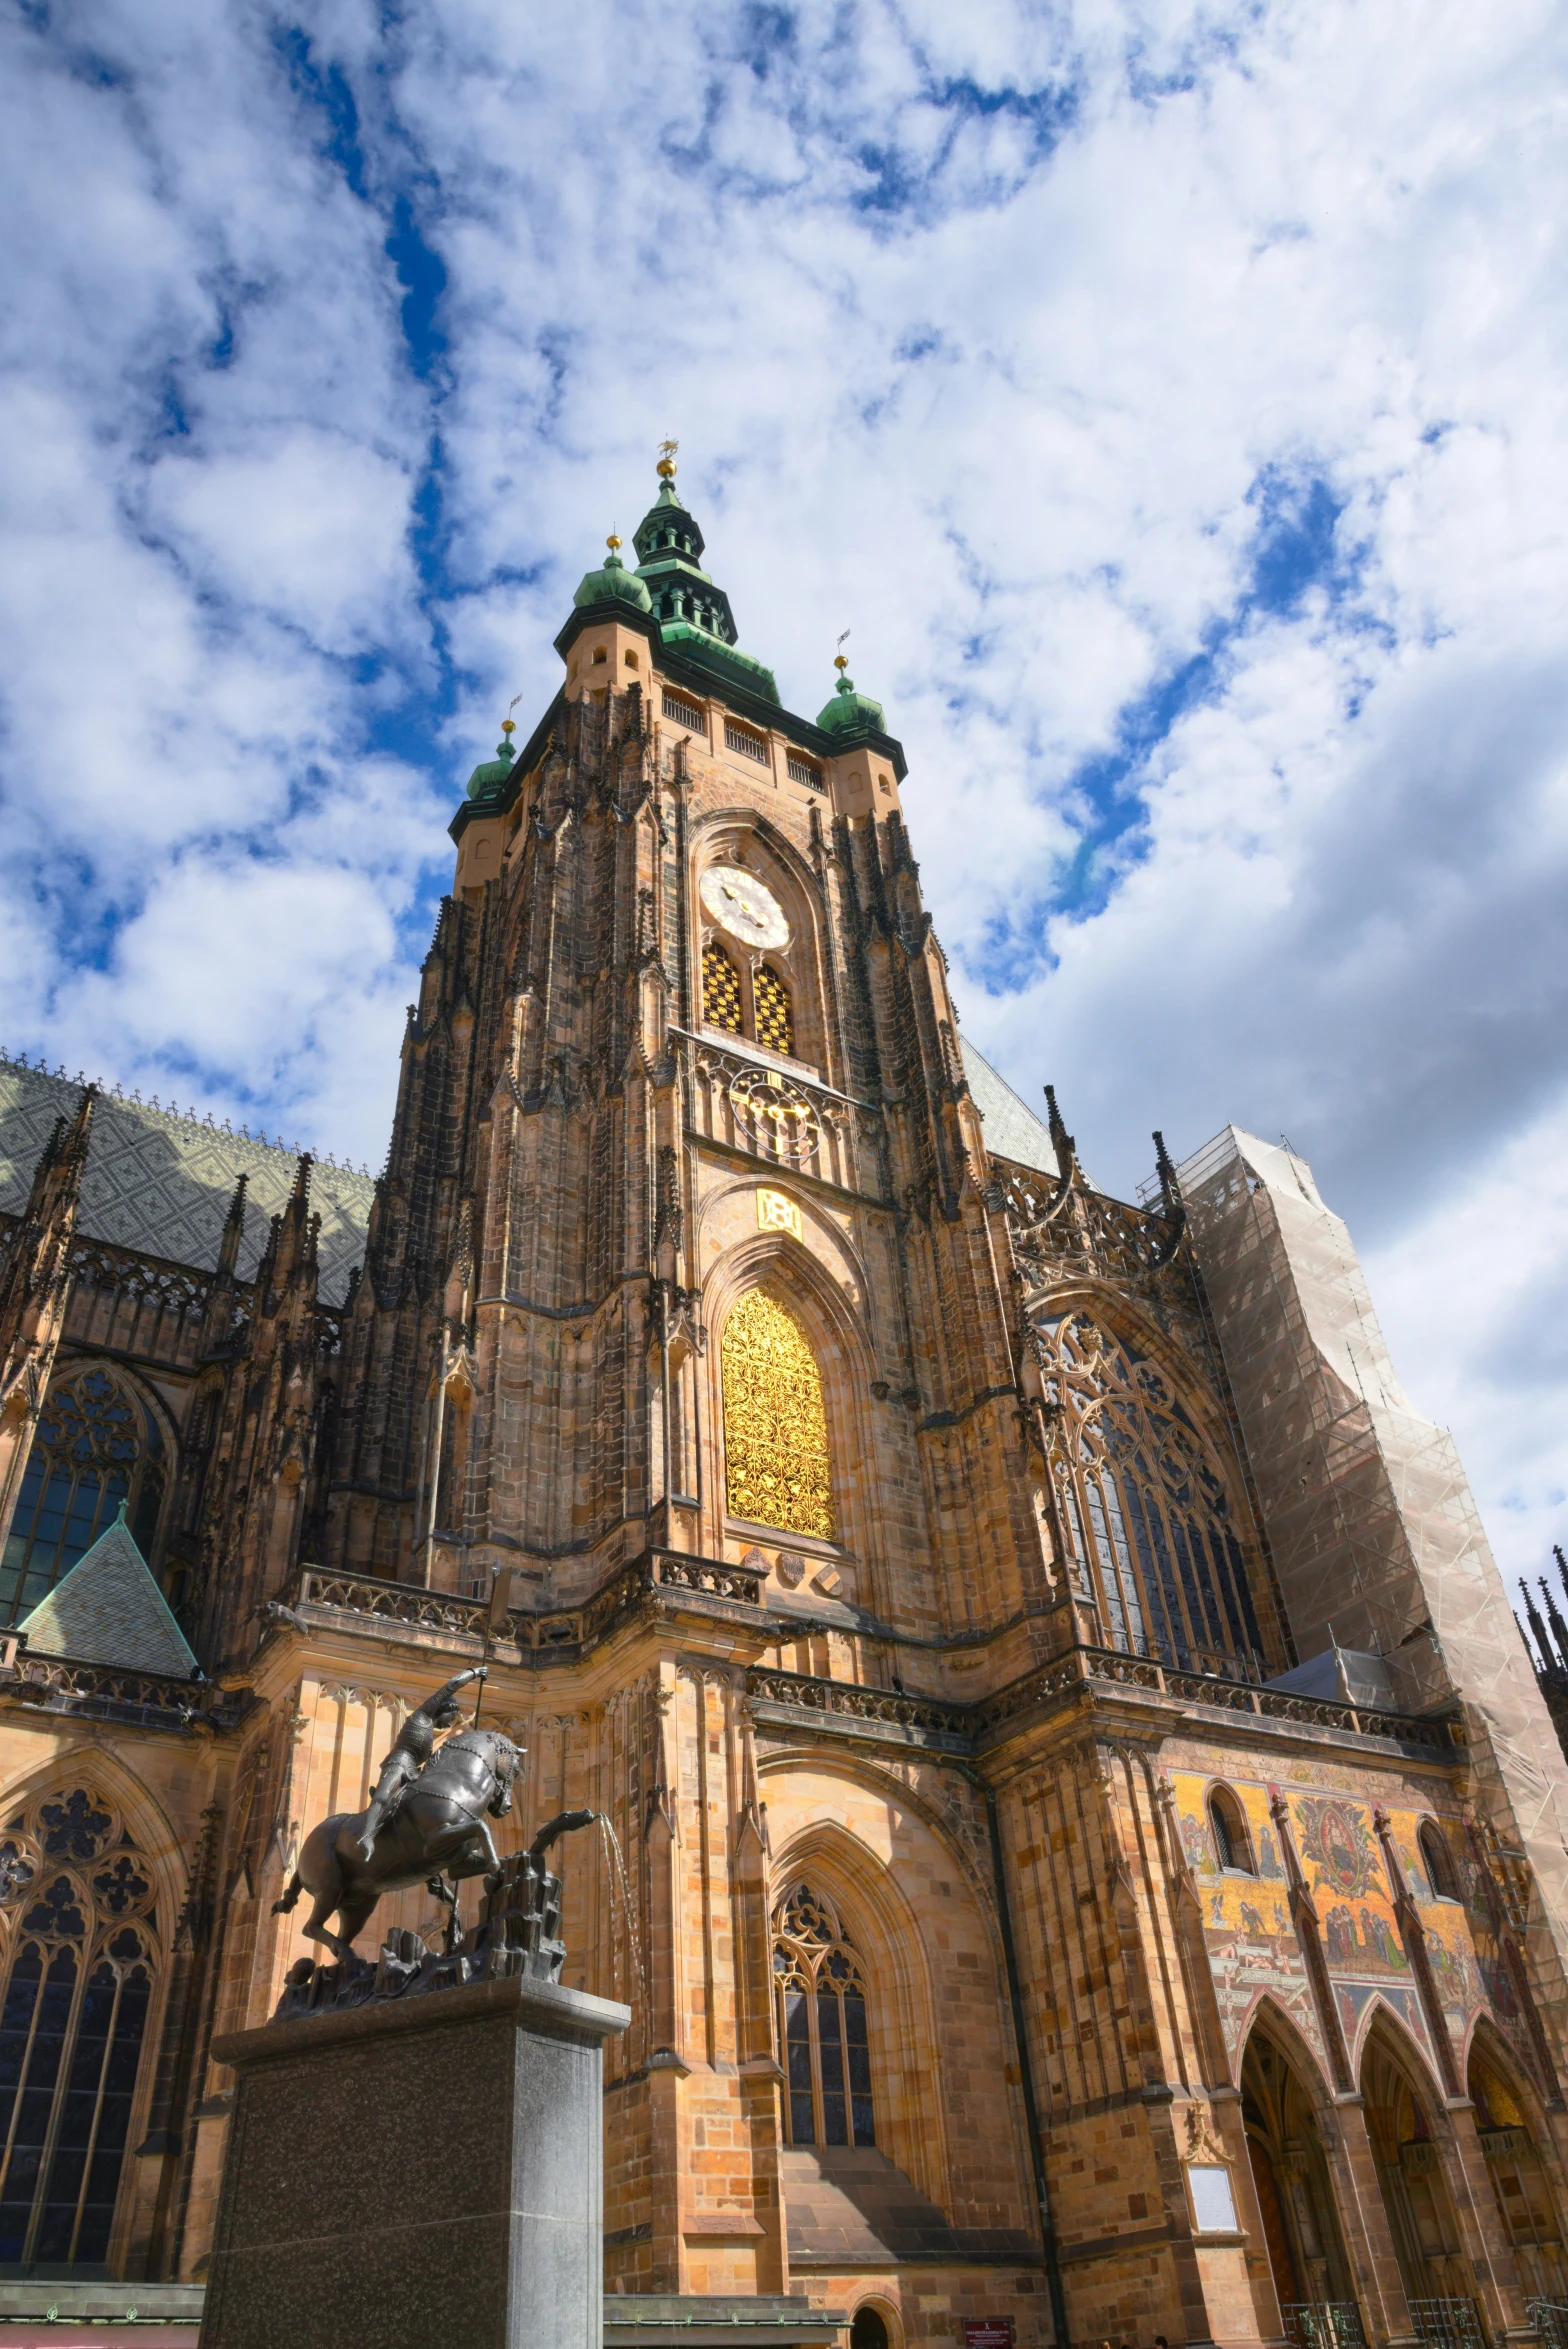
[2,0,1567,1581]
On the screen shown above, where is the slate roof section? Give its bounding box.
[958,1036,1059,1178]
[781,2146,1038,2266]
[18,1514,198,1677]
[0,1054,376,1307]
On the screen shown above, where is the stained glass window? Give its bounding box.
[754,965,795,1057]
[772,1885,875,2149]
[722,1292,835,1540]
[702,942,743,1036]
[0,1372,164,1627]
[0,1785,155,2270]
[1038,1312,1266,1673]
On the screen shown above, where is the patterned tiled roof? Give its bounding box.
[958,1036,1059,1177]
[19,1514,198,1677]
[0,1054,376,1307]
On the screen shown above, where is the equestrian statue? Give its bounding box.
[273,1668,524,1962]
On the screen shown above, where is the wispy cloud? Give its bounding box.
[2,0,1566,1576]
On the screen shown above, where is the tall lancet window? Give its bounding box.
[772,1884,876,2149]
[702,942,744,1036]
[0,1372,164,1626]
[0,1784,157,2269]
[753,965,795,1057]
[722,1292,835,1541]
[1039,1312,1266,1673]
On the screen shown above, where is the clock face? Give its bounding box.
[700,864,790,951]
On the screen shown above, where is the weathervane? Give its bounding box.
[657,437,678,479]
[835,628,851,671]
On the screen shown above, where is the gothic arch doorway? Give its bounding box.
[1468,2032,1568,2299]
[1241,2014,1358,2336]
[1361,2021,1469,2309]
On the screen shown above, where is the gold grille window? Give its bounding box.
[754,965,794,1057]
[722,1291,835,1539]
[772,1884,875,2148]
[702,942,743,1036]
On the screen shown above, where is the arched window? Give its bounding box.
[1036,1313,1266,1674]
[754,965,795,1057]
[722,1292,835,1540]
[1419,1820,1458,1902]
[1209,1786,1253,1874]
[851,2310,890,2349]
[0,1371,164,1628]
[0,1783,157,2269]
[772,1884,875,2149]
[702,941,744,1037]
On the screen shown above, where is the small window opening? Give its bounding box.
[1209,1787,1253,1875]
[624,649,639,669]
[592,646,608,666]
[1419,1819,1458,1900]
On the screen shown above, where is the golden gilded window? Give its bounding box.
[702,942,743,1036]
[721,1291,835,1540]
[754,965,794,1057]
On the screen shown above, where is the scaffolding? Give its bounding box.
[1174,1125,1568,1988]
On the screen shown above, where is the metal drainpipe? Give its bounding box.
[982,1776,1071,2349]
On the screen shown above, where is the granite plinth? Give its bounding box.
[199,1970,629,2349]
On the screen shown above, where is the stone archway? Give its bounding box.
[1468,2027,1568,2301]
[1241,2008,1359,2337]
[1360,2018,1470,2312]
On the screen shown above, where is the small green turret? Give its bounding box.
[816,653,885,738]
[572,533,653,617]
[466,719,518,802]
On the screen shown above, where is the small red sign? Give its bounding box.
[964,2325,1014,2349]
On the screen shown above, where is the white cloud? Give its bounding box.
[1,0,1565,1576]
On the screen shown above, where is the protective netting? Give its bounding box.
[1174,1126,1568,1999]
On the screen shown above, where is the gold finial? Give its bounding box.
[834,628,851,672]
[606,532,622,551]
[501,719,516,736]
[657,436,678,480]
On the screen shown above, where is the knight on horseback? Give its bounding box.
[273,1668,525,1964]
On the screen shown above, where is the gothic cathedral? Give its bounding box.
[2,455,1568,2349]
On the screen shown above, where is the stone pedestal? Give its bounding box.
[198,1972,630,2349]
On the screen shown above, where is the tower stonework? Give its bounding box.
[0,466,1566,2349]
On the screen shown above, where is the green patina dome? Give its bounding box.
[466,733,517,801]
[816,667,885,736]
[572,542,653,616]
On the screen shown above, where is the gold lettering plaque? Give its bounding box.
[757,1188,803,1242]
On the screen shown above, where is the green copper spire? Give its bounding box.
[572,532,653,617]
[816,652,885,738]
[466,717,518,801]
[632,448,779,702]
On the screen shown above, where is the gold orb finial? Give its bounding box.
[501,718,516,736]
[606,532,622,552]
[833,653,849,672]
[657,436,678,480]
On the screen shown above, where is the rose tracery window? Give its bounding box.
[0,1371,164,1628]
[1038,1313,1266,1673]
[0,1784,157,2271]
[772,1885,875,2149]
[722,1291,835,1541]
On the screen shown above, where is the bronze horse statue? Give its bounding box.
[274,1671,524,1962]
